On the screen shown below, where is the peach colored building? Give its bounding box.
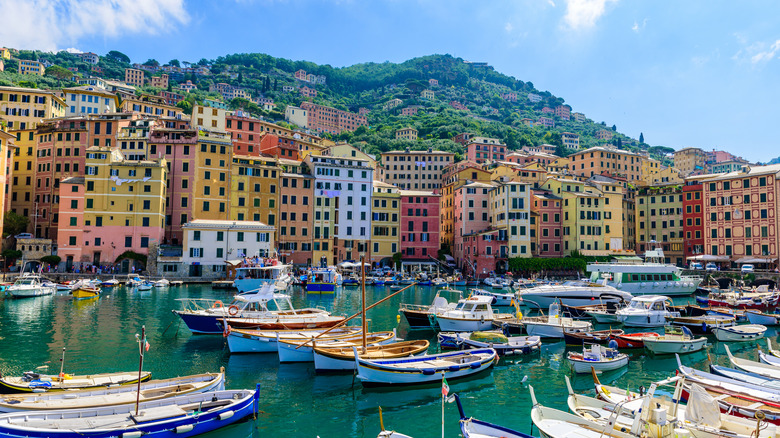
[531,189,563,257]
[125,68,145,87]
[453,182,494,271]
[555,105,571,120]
[466,137,506,164]
[568,146,645,182]
[278,159,313,266]
[150,74,169,88]
[537,116,554,128]
[300,102,367,134]
[400,190,440,261]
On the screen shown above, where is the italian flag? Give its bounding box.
[442,375,449,397]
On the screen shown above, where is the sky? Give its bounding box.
[1,0,778,162]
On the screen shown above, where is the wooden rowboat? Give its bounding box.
[355,348,497,387]
[313,340,430,372]
[71,286,100,299]
[563,329,623,346]
[607,331,659,348]
[0,370,151,393]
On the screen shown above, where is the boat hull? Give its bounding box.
[643,337,707,354]
[399,309,434,329]
[0,372,152,393]
[436,316,494,332]
[745,310,780,325]
[609,332,659,348]
[71,288,99,299]
[306,282,336,293]
[356,349,497,387]
[8,286,55,298]
[713,325,767,342]
[173,311,229,334]
[568,355,628,374]
[524,321,592,339]
[312,341,429,372]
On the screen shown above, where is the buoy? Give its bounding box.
[396,314,401,323]
[521,375,528,384]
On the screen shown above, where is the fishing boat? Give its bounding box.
[520,302,593,338]
[0,372,225,413]
[437,331,541,356]
[233,262,293,293]
[276,330,396,363]
[563,328,624,346]
[0,370,152,393]
[173,284,344,334]
[665,314,736,334]
[586,244,702,295]
[745,309,780,325]
[6,273,56,298]
[704,286,780,309]
[70,280,100,299]
[607,331,660,348]
[306,267,342,293]
[725,344,780,380]
[435,295,513,332]
[355,348,498,387]
[454,394,534,438]
[377,407,413,438]
[642,326,706,354]
[614,295,679,327]
[566,344,628,374]
[0,387,260,438]
[398,290,461,329]
[709,364,780,391]
[516,280,632,309]
[713,324,767,342]
[225,326,362,353]
[470,288,514,306]
[312,340,430,372]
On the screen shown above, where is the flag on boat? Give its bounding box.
[144,340,150,352]
[442,376,449,397]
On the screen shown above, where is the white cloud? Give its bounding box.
[632,18,646,33]
[548,0,556,7]
[562,0,617,31]
[505,22,514,33]
[0,0,189,52]
[732,36,780,66]
[750,39,780,64]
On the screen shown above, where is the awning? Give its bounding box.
[443,254,455,262]
[613,256,642,262]
[734,257,777,264]
[686,255,730,262]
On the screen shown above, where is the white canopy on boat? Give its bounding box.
[686,255,730,262]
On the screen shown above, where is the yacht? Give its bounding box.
[521,302,593,338]
[7,273,56,298]
[586,245,702,296]
[615,295,679,327]
[435,295,513,332]
[233,263,293,293]
[516,280,633,309]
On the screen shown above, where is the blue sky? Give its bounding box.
[2,0,779,162]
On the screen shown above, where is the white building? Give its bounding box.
[76,52,99,65]
[192,104,230,131]
[181,219,275,276]
[284,105,308,129]
[62,86,119,116]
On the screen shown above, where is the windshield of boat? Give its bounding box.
[267,297,295,312]
[629,300,653,310]
[15,279,36,285]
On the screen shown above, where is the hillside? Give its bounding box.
[0,50,673,165]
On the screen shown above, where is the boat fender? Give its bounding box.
[449,365,461,372]
[422,369,436,375]
[480,315,485,324]
[396,315,401,324]
[470,362,481,369]
[218,410,234,420]
[228,305,239,316]
[123,432,143,438]
[175,424,194,434]
[702,322,707,333]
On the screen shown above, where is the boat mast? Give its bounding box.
[58,347,65,387]
[361,255,367,354]
[135,326,146,416]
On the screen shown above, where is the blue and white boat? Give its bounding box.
[355,347,498,387]
[0,387,259,438]
[454,393,533,438]
[233,263,293,293]
[306,267,342,293]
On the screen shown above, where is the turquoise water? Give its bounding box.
[0,285,774,437]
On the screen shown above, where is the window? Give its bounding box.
[125,236,132,247]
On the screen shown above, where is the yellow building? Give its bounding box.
[673,147,707,176]
[542,177,606,255]
[192,104,230,131]
[489,181,532,259]
[18,60,44,75]
[0,86,66,130]
[371,181,400,265]
[588,179,625,251]
[9,128,36,219]
[62,86,120,116]
[192,129,234,222]
[641,166,683,186]
[0,48,10,60]
[321,143,378,170]
[547,157,571,173]
[119,92,183,118]
[0,127,14,237]
[229,154,281,229]
[640,157,661,184]
[440,162,492,248]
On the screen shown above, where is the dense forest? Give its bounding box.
[0,49,676,165]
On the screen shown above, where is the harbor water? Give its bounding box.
[0,284,774,437]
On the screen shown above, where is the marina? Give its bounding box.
[1,281,780,436]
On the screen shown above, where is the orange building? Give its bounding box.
[568,146,645,182]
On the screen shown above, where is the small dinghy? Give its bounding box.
[713,324,767,342]
[0,388,260,438]
[355,348,498,387]
[454,393,534,438]
[563,329,624,346]
[225,326,362,353]
[709,364,780,391]
[745,310,780,326]
[725,344,780,380]
[666,314,737,334]
[643,326,706,355]
[566,344,628,374]
[313,340,430,372]
[437,331,541,356]
[0,370,151,393]
[607,331,659,348]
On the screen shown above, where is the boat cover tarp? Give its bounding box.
[686,383,721,429]
[469,332,508,343]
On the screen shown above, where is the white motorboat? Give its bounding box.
[566,344,629,374]
[153,278,170,288]
[125,273,144,287]
[521,302,593,338]
[470,288,514,306]
[586,244,702,296]
[713,324,767,342]
[642,326,706,354]
[745,310,780,325]
[435,295,512,332]
[233,262,293,293]
[584,308,621,324]
[398,289,462,329]
[101,278,119,287]
[437,331,541,356]
[7,273,56,298]
[516,280,632,309]
[615,295,679,327]
[355,348,498,387]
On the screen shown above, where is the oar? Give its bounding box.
[295,283,416,349]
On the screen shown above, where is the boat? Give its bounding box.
[584,308,622,324]
[712,324,767,342]
[608,331,660,348]
[642,326,706,354]
[563,328,624,346]
[759,339,780,366]
[615,295,679,327]
[312,340,430,372]
[0,372,225,412]
[233,262,293,293]
[705,286,780,309]
[516,280,632,309]
[276,330,397,363]
[0,370,152,393]
[586,244,703,295]
[225,326,362,353]
[376,406,413,438]
[125,273,144,287]
[454,394,534,438]
[355,347,498,387]
[724,344,780,380]
[437,331,541,356]
[434,295,513,332]
[136,281,153,291]
[153,278,170,288]
[0,387,259,438]
[709,364,780,391]
[745,309,780,325]
[170,280,184,287]
[566,344,629,373]
[305,267,342,293]
[173,284,344,334]
[520,302,593,338]
[398,290,462,329]
[101,278,119,287]
[6,273,56,298]
[665,314,736,334]
[70,283,100,299]
[470,288,514,306]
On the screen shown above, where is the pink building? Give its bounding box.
[450,101,468,111]
[531,189,563,257]
[453,182,495,275]
[429,78,439,87]
[555,105,571,120]
[538,117,554,128]
[460,230,502,278]
[401,106,419,116]
[56,177,85,269]
[294,69,307,81]
[300,86,317,98]
[399,191,440,260]
[466,138,507,164]
[542,107,554,114]
[501,92,517,102]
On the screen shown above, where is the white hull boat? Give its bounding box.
[7,274,56,298]
[615,295,678,327]
[312,340,430,372]
[435,295,512,332]
[226,327,362,353]
[745,310,780,326]
[454,394,533,438]
[643,334,706,355]
[713,324,767,342]
[517,280,632,309]
[355,348,497,387]
[725,344,780,380]
[277,330,396,363]
[522,302,592,338]
[566,344,629,374]
[585,309,621,324]
[471,288,514,306]
[437,332,541,356]
[153,278,170,288]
